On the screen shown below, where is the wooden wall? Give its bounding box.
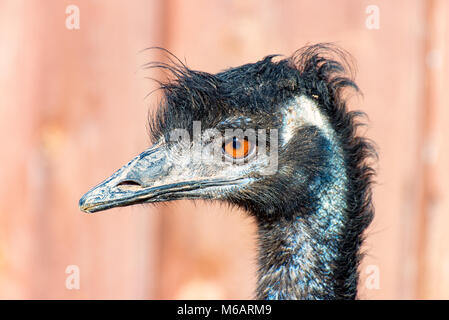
[0,0,447,299]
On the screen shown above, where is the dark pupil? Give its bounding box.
[233,137,241,149]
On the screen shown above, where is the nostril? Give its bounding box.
[116,180,143,187]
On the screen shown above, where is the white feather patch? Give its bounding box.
[281,95,334,145]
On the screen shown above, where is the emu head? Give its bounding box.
[79,45,359,222]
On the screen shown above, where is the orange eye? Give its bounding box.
[223,137,252,159]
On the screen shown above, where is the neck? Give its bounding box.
[256,135,361,300]
[256,211,351,299]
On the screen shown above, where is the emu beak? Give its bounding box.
[79,143,246,213]
[79,143,171,213]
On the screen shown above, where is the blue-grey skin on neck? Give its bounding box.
[257,96,349,300]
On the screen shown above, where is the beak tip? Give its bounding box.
[79,193,93,213]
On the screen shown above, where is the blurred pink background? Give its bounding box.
[0,0,448,299]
